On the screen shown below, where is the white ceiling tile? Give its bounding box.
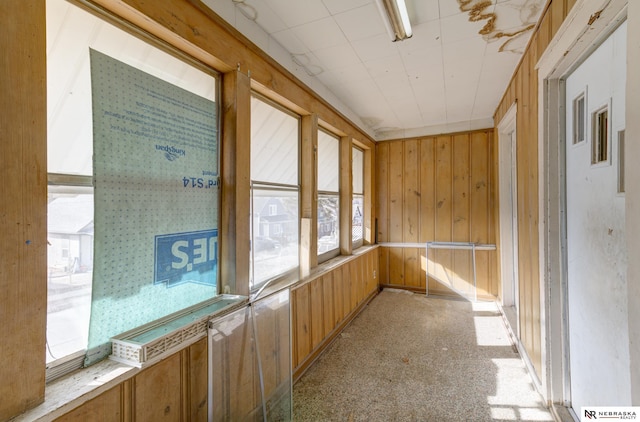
[235,10,270,51]
[442,38,486,70]
[312,43,361,70]
[438,0,463,19]
[352,34,399,62]
[402,45,442,79]
[334,3,387,42]
[265,0,330,28]
[292,18,348,51]
[322,0,371,15]
[365,56,407,79]
[440,11,492,46]
[245,0,287,33]
[407,0,441,24]
[320,61,371,86]
[270,29,309,54]
[212,0,546,140]
[396,20,442,53]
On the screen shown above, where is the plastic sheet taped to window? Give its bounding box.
[208,290,292,421]
[86,50,219,364]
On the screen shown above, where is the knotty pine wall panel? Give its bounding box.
[0,2,48,419]
[376,130,497,299]
[291,248,379,380]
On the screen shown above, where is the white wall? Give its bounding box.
[565,20,630,409]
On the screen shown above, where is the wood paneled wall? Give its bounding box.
[493,0,576,379]
[53,248,378,420]
[376,130,498,299]
[0,1,48,419]
[292,248,378,380]
[56,339,209,421]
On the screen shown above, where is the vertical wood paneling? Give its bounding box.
[322,274,334,337]
[376,142,390,284]
[342,264,352,317]
[376,130,497,297]
[551,0,566,38]
[333,268,344,324]
[310,279,324,350]
[452,134,472,295]
[403,140,420,287]
[419,137,436,289]
[135,354,182,421]
[293,284,311,369]
[536,12,551,62]
[189,338,209,421]
[55,387,122,422]
[0,2,48,419]
[389,142,405,284]
[434,136,454,293]
[291,249,379,376]
[470,132,491,296]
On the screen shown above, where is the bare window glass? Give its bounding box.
[250,95,300,289]
[47,184,93,364]
[352,147,364,246]
[317,130,340,259]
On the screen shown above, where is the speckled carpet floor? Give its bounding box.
[293,289,554,422]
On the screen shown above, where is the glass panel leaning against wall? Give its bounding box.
[317,129,340,260]
[46,0,219,374]
[250,95,300,290]
[352,146,364,248]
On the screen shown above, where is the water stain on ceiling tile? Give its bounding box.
[457,0,543,53]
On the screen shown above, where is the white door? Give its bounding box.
[564,21,629,413]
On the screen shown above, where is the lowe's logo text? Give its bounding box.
[154,229,218,287]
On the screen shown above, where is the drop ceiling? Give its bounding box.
[202,0,546,140]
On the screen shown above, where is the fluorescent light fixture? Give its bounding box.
[375,0,413,42]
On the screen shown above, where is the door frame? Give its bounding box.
[536,0,628,414]
[497,103,520,336]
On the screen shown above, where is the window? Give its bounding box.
[47,177,93,367]
[592,106,609,164]
[47,0,219,373]
[618,130,625,193]
[352,146,364,248]
[250,95,300,289]
[317,129,340,261]
[573,93,586,145]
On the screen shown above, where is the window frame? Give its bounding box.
[317,128,341,263]
[351,146,365,249]
[45,0,222,377]
[249,93,301,292]
[46,174,94,382]
[591,103,611,166]
[618,129,625,194]
[573,91,587,145]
